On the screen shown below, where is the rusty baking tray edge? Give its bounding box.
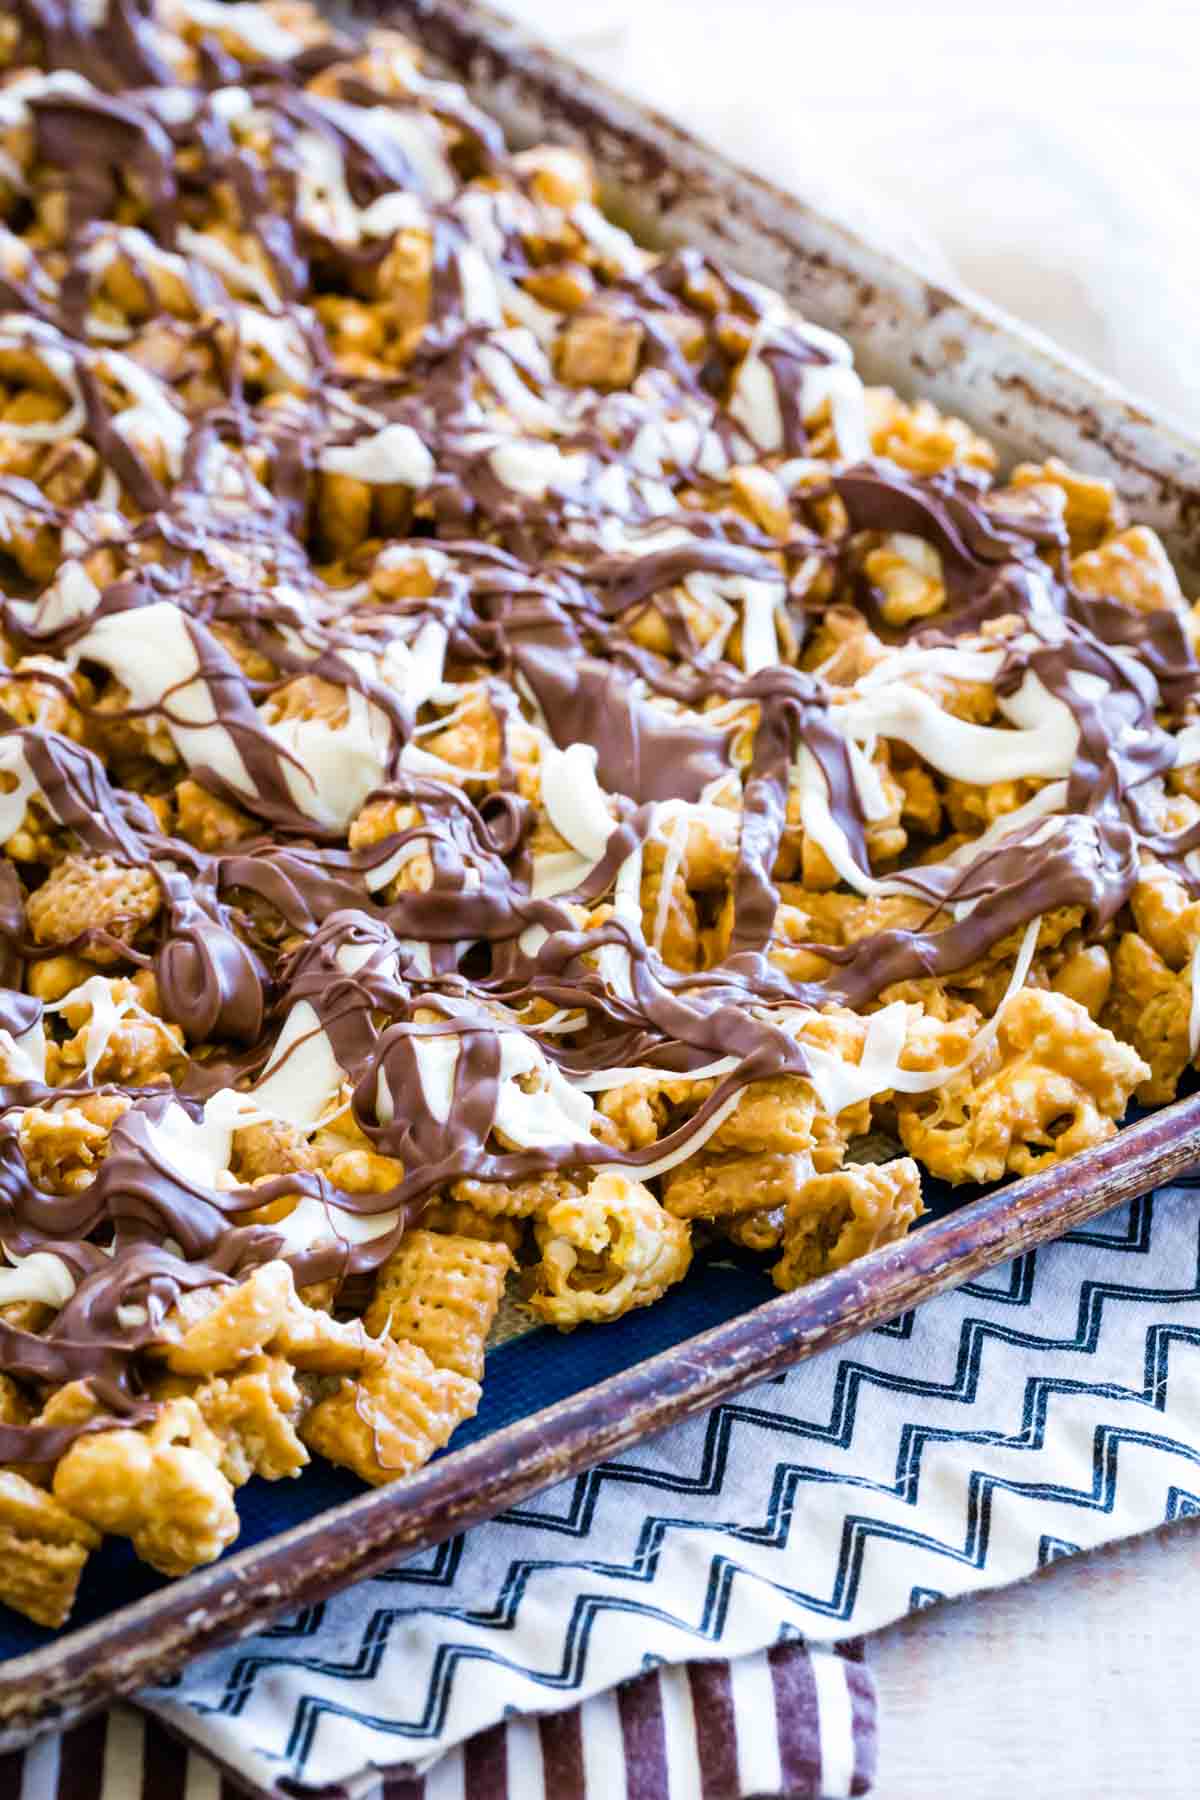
[0,0,1199,1743]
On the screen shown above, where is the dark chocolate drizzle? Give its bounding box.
[0,0,1191,1456]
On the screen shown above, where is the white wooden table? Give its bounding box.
[867,1520,1200,1795]
[492,5,1200,1789]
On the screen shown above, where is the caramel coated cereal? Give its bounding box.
[0,0,1190,1630]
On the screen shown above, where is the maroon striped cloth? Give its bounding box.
[0,1641,875,1798]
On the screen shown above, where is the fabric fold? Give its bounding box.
[3,1640,876,1799]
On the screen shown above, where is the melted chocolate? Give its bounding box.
[0,0,1191,1460]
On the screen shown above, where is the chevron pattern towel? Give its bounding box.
[12,1182,1200,1795]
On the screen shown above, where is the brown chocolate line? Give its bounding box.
[0,0,1191,1453]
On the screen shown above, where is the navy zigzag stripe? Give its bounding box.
[207,1311,1200,1757]
[191,1192,1200,1771]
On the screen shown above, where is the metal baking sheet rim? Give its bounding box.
[3,0,1200,1743]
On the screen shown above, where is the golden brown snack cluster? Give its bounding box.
[0,0,1188,1627]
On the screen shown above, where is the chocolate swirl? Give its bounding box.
[0,0,1191,1460]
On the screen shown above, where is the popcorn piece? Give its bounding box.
[724,1207,786,1251]
[53,1400,239,1577]
[0,1372,31,1429]
[0,660,86,740]
[863,534,945,627]
[526,1169,692,1328]
[50,976,186,1085]
[865,388,996,475]
[418,686,504,785]
[514,144,594,208]
[1130,866,1200,971]
[707,1073,863,1162]
[943,776,1044,836]
[315,1143,405,1199]
[18,1093,129,1195]
[596,1080,669,1151]
[1010,456,1121,551]
[32,1380,104,1435]
[174,777,255,850]
[1103,932,1193,1104]
[1071,526,1184,615]
[897,989,1148,1184]
[1050,944,1112,1022]
[772,1158,924,1290]
[26,855,161,963]
[729,463,791,541]
[231,1118,318,1182]
[451,1171,585,1219]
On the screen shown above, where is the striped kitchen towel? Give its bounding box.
[1,1641,875,1798]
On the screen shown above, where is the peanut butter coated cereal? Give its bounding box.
[0,0,1189,1628]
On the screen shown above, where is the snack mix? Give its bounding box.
[0,0,1188,1630]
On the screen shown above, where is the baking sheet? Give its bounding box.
[1,0,1199,1740]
